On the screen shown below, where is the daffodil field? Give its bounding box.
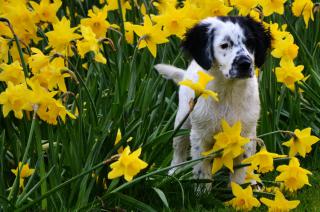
[0,0,320,211]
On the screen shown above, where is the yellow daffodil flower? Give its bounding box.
[108,146,148,182]
[282,128,319,158]
[77,25,107,64]
[29,0,62,24]
[0,37,10,63]
[292,0,314,28]
[131,16,169,58]
[81,5,119,39]
[179,71,219,101]
[260,190,300,211]
[203,120,249,174]
[271,34,299,61]
[106,0,132,19]
[275,157,312,192]
[0,82,35,119]
[242,147,287,173]
[232,0,259,16]
[153,0,176,14]
[28,81,76,125]
[245,167,262,184]
[45,17,81,53]
[199,0,233,17]
[275,59,304,91]
[259,0,287,16]
[124,22,135,44]
[114,128,124,153]
[2,2,38,44]
[30,57,70,92]
[28,48,51,74]
[265,22,291,49]
[225,182,261,211]
[11,162,35,188]
[152,4,196,39]
[0,61,25,85]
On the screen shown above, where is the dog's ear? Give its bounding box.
[181,23,214,70]
[244,17,272,68]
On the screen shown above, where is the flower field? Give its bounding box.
[0,0,320,211]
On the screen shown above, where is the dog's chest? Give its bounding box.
[191,79,260,135]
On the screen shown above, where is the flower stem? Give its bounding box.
[0,18,28,79]
[171,96,198,138]
[8,110,37,201]
[16,156,119,211]
[34,121,47,210]
[258,130,294,138]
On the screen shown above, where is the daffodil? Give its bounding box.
[81,5,119,39]
[283,128,319,157]
[199,0,233,17]
[106,0,132,19]
[232,0,259,16]
[271,34,299,61]
[131,16,169,57]
[225,182,260,211]
[9,42,30,65]
[275,59,304,91]
[275,157,312,192]
[124,22,134,44]
[0,82,35,119]
[242,147,287,173]
[152,4,196,39]
[28,81,76,125]
[45,17,81,54]
[292,0,314,28]
[266,22,291,48]
[260,189,300,211]
[30,0,62,24]
[259,0,287,16]
[0,37,10,63]
[28,48,51,74]
[108,146,148,182]
[114,129,124,153]
[179,70,219,101]
[30,57,70,92]
[77,25,107,64]
[153,0,176,14]
[245,167,262,184]
[11,162,35,188]
[203,120,249,174]
[2,1,38,44]
[0,61,25,85]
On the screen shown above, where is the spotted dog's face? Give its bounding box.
[182,16,271,79]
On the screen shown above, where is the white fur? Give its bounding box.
[154,17,260,186]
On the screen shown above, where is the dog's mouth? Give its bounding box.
[228,55,254,79]
[228,68,254,79]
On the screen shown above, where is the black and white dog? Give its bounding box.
[155,16,271,185]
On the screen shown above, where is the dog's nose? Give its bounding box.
[237,56,252,72]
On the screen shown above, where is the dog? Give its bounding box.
[155,16,271,185]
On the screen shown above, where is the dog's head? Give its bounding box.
[182,16,271,79]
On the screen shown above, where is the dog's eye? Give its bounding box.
[220,43,229,49]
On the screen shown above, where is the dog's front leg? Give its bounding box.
[190,127,213,188]
[230,137,257,184]
[169,106,191,175]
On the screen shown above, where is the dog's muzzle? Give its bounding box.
[231,55,253,78]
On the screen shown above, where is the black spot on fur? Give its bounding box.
[218,16,272,68]
[181,23,214,70]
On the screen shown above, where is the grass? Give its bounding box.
[0,0,320,211]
